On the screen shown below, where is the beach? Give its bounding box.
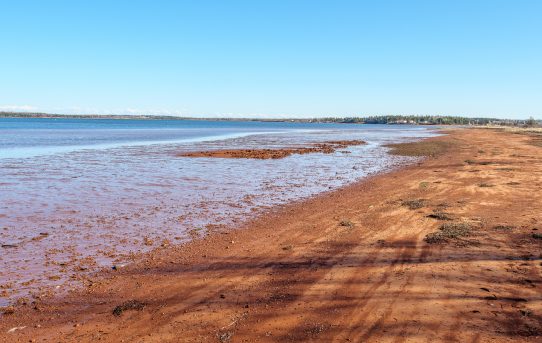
[1,127,541,342]
[0,119,434,306]
[3,0,541,341]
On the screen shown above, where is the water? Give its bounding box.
[0,118,332,159]
[0,118,437,305]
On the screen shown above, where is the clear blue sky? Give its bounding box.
[1,1,541,118]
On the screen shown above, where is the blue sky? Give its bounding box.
[1,1,541,118]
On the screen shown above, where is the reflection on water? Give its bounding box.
[0,122,437,305]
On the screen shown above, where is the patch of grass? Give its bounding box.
[465,160,494,165]
[479,183,494,188]
[419,182,429,189]
[440,222,472,237]
[424,222,473,244]
[507,182,521,186]
[112,300,146,316]
[339,220,354,228]
[385,140,453,157]
[494,225,514,231]
[427,211,454,221]
[401,199,427,210]
[424,232,446,244]
[532,233,542,240]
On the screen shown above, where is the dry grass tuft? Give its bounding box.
[465,160,494,165]
[493,225,514,231]
[112,300,146,316]
[401,199,427,210]
[339,219,354,228]
[427,211,454,221]
[424,222,473,244]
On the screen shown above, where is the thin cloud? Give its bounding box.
[47,106,189,116]
[0,105,38,112]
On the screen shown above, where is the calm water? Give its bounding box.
[0,118,338,158]
[0,118,437,305]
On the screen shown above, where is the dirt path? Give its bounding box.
[1,128,541,342]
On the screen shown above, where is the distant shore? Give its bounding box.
[2,111,532,126]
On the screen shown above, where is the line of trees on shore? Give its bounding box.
[0,112,186,120]
[310,115,538,126]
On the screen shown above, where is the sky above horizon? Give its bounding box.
[1,1,541,119]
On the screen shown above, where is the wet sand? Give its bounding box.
[0,130,416,306]
[178,140,366,159]
[1,128,541,342]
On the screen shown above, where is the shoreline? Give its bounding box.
[0,126,427,306]
[1,128,541,341]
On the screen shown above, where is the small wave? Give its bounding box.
[0,130,323,159]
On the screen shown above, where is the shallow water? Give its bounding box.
[0,118,437,305]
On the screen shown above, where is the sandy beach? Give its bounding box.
[1,128,541,342]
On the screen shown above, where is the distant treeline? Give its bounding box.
[0,112,190,120]
[310,115,537,126]
[0,112,538,127]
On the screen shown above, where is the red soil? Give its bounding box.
[178,140,366,159]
